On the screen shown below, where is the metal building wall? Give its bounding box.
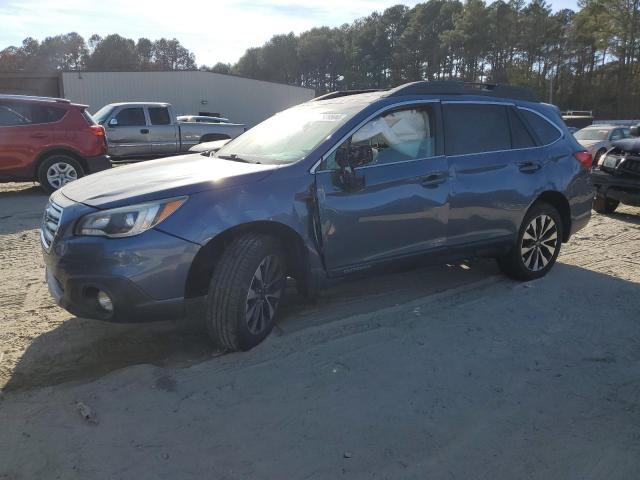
[61,71,315,126]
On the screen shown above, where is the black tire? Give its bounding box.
[37,154,85,193]
[593,194,619,214]
[593,149,606,167]
[206,233,286,351]
[497,202,563,281]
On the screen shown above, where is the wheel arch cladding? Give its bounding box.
[534,191,571,242]
[184,220,308,299]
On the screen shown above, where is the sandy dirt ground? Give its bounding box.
[0,181,639,479]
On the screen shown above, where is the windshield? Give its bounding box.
[215,102,362,164]
[92,105,115,125]
[574,128,610,141]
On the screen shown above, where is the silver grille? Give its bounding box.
[41,201,63,251]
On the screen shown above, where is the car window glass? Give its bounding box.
[610,129,623,140]
[444,104,510,155]
[623,128,632,138]
[0,103,30,126]
[148,107,171,125]
[508,108,536,149]
[323,106,436,170]
[519,109,562,145]
[30,105,66,124]
[115,108,146,127]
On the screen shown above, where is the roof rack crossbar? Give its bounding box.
[312,89,384,102]
[385,81,538,102]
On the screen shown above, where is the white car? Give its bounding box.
[574,125,633,166]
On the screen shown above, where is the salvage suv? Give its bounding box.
[42,81,593,351]
[0,95,110,192]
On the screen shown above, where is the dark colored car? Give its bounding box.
[591,133,640,213]
[0,95,110,192]
[42,81,593,351]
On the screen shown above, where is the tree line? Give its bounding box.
[1,0,639,118]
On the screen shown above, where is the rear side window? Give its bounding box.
[519,109,562,145]
[444,104,510,155]
[149,107,171,125]
[508,108,536,148]
[115,108,146,127]
[0,102,66,126]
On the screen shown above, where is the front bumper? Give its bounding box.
[42,193,201,322]
[591,168,640,206]
[85,154,112,174]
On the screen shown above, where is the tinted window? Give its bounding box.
[610,129,623,140]
[623,128,632,138]
[322,105,436,170]
[444,104,510,155]
[508,108,536,148]
[0,102,65,126]
[519,109,561,145]
[115,108,146,127]
[149,107,171,125]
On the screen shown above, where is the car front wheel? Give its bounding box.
[497,202,563,281]
[593,194,619,214]
[206,233,286,351]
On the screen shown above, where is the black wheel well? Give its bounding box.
[534,191,571,242]
[184,221,308,299]
[200,133,231,143]
[35,148,87,180]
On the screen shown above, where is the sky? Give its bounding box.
[0,0,579,66]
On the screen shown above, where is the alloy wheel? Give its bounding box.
[46,162,78,189]
[520,214,558,271]
[245,254,283,335]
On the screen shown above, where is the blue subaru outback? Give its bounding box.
[42,82,593,351]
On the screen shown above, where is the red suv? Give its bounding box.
[0,95,110,192]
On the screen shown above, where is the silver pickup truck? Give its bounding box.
[92,102,245,160]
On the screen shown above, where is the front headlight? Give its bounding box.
[75,197,187,238]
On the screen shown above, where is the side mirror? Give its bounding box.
[108,118,118,127]
[631,125,640,137]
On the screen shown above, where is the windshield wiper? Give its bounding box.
[216,154,259,164]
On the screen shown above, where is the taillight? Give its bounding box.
[574,150,592,169]
[89,125,105,137]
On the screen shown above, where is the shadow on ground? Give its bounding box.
[3,259,498,392]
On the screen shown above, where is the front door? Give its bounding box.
[314,103,450,275]
[105,107,151,158]
[148,106,178,155]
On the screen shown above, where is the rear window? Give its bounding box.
[444,104,511,155]
[519,109,562,145]
[0,101,66,126]
[149,107,171,125]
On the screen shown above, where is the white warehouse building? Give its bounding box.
[59,71,315,127]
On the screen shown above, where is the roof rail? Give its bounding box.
[386,81,539,102]
[0,94,71,104]
[312,89,384,102]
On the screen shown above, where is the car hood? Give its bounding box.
[612,138,640,153]
[61,153,277,209]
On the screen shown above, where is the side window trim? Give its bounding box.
[311,99,441,174]
[516,107,564,147]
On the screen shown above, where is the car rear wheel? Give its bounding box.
[593,193,619,214]
[206,233,286,351]
[497,202,563,281]
[37,155,85,193]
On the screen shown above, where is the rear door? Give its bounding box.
[444,102,541,246]
[148,106,178,155]
[105,107,150,157]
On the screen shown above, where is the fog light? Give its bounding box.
[97,291,114,313]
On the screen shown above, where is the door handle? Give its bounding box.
[421,172,447,188]
[140,129,149,134]
[518,161,541,173]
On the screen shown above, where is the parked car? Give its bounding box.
[188,138,232,154]
[42,81,593,351]
[177,115,231,124]
[92,102,244,160]
[0,95,109,192]
[591,131,640,213]
[574,124,632,165]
